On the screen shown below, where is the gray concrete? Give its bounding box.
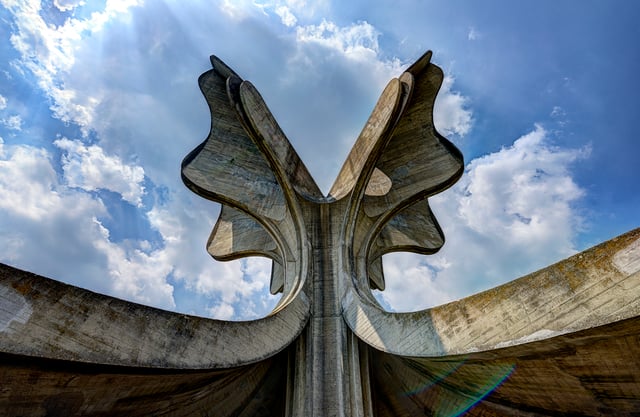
[1,52,639,416]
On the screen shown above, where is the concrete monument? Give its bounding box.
[1,52,639,416]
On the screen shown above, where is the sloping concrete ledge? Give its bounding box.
[344,228,640,356]
[0,263,310,369]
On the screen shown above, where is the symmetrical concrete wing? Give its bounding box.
[1,52,640,416]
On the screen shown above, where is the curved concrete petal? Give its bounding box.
[362,53,464,219]
[183,55,312,300]
[208,204,281,263]
[182,67,286,222]
[367,199,444,291]
[0,263,310,369]
[328,78,404,201]
[343,228,640,358]
[370,198,444,261]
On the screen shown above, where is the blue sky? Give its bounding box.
[1,0,638,319]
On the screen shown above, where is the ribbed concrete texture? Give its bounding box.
[1,52,639,416]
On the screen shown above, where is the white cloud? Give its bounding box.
[0,144,77,220]
[0,142,106,270]
[0,95,7,110]
[219,0,254,20]
[468,26,481,41]
[92,219,175,310]
[275,5,297,27]
[3,0,141,135]
[1,115,22,130]
[0,142,176,309]
[296,19,381,63]
[378,252,453,310]
[378,124,589,311]
[208,303,235,320]
[434,75,473,137]
[456,125,588,242]
[53,0,85,12]
[54,138,145,206]
[147,200,278,320]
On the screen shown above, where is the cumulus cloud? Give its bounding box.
[54,137,145,206]
[3,0,141,134]
[0,143,79,221]
[208,303,235,320]
[92,219,175,309]
[434,75,473,137]
[53,0,85,12]
[292,17,402,89]
[377,124,589,311]
[147,201,277,320]
[1,115,22,131]
[0,142,106,276]
[276,5,297,27]
[296,19,382,64]
[0,95,7,110]
[0,141,176,309]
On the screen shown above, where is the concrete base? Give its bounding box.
[1,229,639,416]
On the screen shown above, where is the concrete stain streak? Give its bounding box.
[0,284,32,333]
[613,236,640,275]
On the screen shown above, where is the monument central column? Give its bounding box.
[288,200,372,417]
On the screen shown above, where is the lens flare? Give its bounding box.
[405,360,516,416]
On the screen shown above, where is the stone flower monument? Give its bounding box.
[1,52,639,416]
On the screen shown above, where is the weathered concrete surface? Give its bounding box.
[365,228,640,416]
[0,350,288,417]
[370,315,640,416]
[0,263,309,369]
[2,230,639,416]
[344,228,640,357]
[1,51,639,416]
